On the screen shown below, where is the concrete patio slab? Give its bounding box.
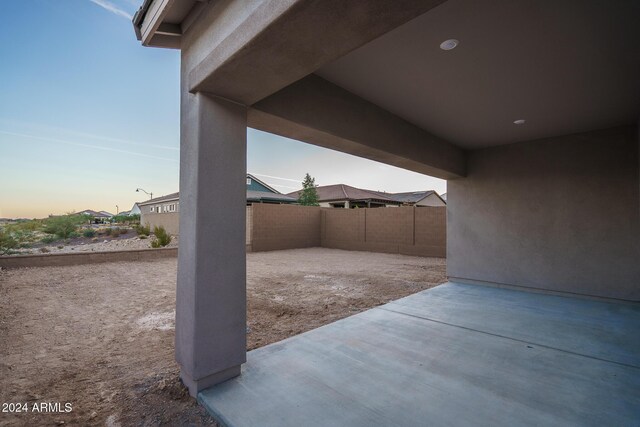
[199,282,640,427]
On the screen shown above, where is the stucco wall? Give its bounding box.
[448,125,640,301]
[321,206,446,257]
[143,212,180,235]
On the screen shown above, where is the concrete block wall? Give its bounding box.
[321,206,446,257]
[0,247,178,269]
[249,204,321,252]
[246,206,252,247]
[142,204,446,257]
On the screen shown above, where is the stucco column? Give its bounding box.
[176,92,247,396]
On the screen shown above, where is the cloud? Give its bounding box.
[89,0,133,20]
[0,131,178,163]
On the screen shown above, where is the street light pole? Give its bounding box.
[136,188,153,200]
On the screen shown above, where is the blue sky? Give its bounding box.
[0,1,445,218]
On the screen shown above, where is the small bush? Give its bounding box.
[57,245,64,249]
[139,235,147,240]
[105,228,112,236]
[111,228,121,238]
[111,214,140,225]
[136,224,151,237]
[119,228,128,235]
[151,226,171,248]
[40,247,50,253]
[83,229,96,238]
[0,229,18,254]
[44,214,86,239]
[41,235,57,244]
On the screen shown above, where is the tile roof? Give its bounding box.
[386,191,437,203]
[287,184,399,203]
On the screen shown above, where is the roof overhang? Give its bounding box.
[132,0,207,49]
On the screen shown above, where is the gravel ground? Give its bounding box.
[0,248,446,426]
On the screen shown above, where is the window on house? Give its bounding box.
[247,178,251,185]
[150,206,155,213]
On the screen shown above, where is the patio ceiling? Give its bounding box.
[134,0,640,150]
[316,0,640,148]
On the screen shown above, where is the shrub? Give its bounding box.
[119,228,128,235]
[105,228,112,236]
[41,235,57,244]
[111,228,121,238]
[111,214,140,225]
[136,224,151,237]
[83,229,96,238]
[43,214,86,239]
[7,219,43,233]
[4,228,39,246]
[151,226,171,248]
[0,229,18,254]
[40,247,50,253]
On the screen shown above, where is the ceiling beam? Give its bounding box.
[248,75,466,179]
[188,0,446,105]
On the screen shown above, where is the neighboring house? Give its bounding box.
[387,191,446,207]
[75,209,112,223]
[246,174,297,204]
[138,174,295,234]
[288,184,400,208]
[118,203,141,216]
[129,203,142,216]
[287,184,444,208]
[138,192,180,216]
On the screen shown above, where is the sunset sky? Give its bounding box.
[0,1,445,219]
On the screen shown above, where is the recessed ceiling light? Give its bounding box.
[513,119,526,125]
[439,39,459,51]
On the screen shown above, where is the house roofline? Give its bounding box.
[247,174,281,194]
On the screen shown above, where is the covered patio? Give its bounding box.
[200,282,640,426]
[132,0,640,425]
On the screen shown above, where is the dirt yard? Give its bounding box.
[0,248,446,426]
